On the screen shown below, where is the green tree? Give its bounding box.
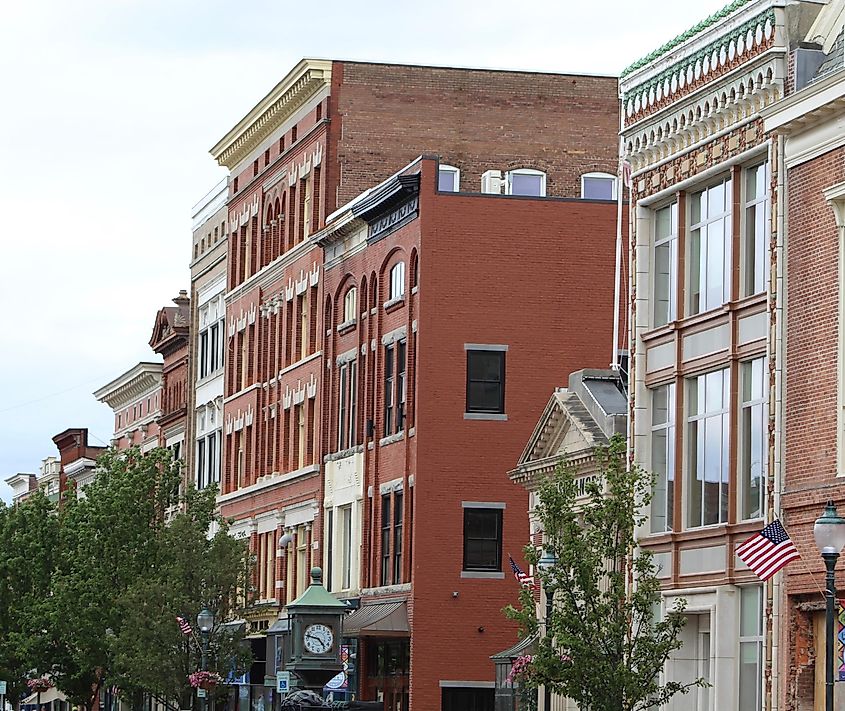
[48,447,182,710]
[0,491,59,708]
[505,435,702,711]
[109,483,251,708]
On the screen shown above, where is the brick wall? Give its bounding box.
[334,62,620,209]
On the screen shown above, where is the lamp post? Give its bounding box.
[537,550,558,711]
[197,608,216,711]
[814,501,845,711]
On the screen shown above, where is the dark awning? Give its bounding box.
[342,600,409,636]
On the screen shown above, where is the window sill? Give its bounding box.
[196,368,224,386]
[383,296,405,312]
[379,431,405,448]
[336,318,357,335]
[460,571,505,579]
[463,412,508,421]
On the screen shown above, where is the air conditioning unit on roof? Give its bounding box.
[481,170,503,194]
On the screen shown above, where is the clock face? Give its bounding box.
[303,623,334,655]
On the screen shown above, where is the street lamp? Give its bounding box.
[814,501,845,711]
[537,549,558,711]
[197,609,216,711]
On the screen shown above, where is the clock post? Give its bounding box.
[284,567,346,693]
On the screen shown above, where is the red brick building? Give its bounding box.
[762,5,845,706]
[209,58,619,709]
[316,156,620,708]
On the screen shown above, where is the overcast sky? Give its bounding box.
[0,0,727,502]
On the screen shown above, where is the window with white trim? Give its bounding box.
[389,262,405,301]
[654,202,678,327]
[581,172,617,200]
[739,357,767,520]
[689,177,732,315]
[337,359,358,450]
[343,287,357,323]
[438,164,460,192]
[743,162,770,297]
[505,168,546,197]
[196,430,221,490]
[198,319,224,380]
[738,585,763,710]
[687,368,730,527]
[650,383,675,533]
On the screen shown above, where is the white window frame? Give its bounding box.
[739,358,767,521]
[689,176,732,315]
[389,262,406,301]
[581,171,617,200]
[686,367,730,528]
[198,318,224,381]
[438,164,460,192]
[195,429,221,490]
[505,168,546,197]
[738,585,764,710]
[742,162,770,297]
[653,202,678,328]
[650,383,675,533]
[343,287,357,323]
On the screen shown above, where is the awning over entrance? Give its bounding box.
[22,687,67,706]
[342,600,409,636]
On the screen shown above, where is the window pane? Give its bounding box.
[511,173,542,196]
[465,509,498,538]
[438,169,457,192]
[739,642,762,710]
[468,352,502,380]
[466,350,505,413]
[740,585,762,636]
[464,508,501,570]
[583,177,614,200]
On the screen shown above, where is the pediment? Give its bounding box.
[515,390,612,468]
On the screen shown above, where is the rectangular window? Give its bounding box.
[196,437,207,489]
[381,495,391,585]
[340,504,353,590]
[397,340,406,431]
[338,362,349,450]
[210,321,221,373]
[384,345,395,436]
[740,358,767,520]
[743,162,770,297]
[739,585,763,710]
[208,430,220,484]
[441,688,494,711]
[438,165,460,192]
[325,509,334,593]
[687,368,730,527]
[393,492,403,584]
[654,203,678,327]
[349,360,358,445]
[389,262,405,301]
[690,177,732,315]
[199,330,209,379]
[651,383,675,533]
[463,507,502,571]
[466,350,505,414]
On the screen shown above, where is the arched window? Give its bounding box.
[581,172,618,200]
[389,262,405,301]
[505,168,546,197]
[343,287,357,323]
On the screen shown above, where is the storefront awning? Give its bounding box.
[22,687,66,706]
[342,600,409,636]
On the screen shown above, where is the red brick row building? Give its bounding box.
[204,58,621,709]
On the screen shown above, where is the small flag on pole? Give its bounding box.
[508,555,534,589]
[736,519,800,581]
[176,615,193,636]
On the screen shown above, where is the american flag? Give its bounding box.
[736,519,800,581]
[176,615,192,636]
[508,555,534,589]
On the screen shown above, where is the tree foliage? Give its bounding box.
[1,447,252,711]
[505,435,703,711]
[0,492,60,705]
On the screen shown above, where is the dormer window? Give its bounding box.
[505,168,546,197]
[581,172,617,200]
[438,164,460,192]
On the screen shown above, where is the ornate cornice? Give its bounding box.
[210,59,332,169]
[93,362,163,410]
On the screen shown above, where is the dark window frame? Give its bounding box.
[465,349,506,414]
[462,507,503,572]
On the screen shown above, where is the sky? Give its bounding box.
[0,0,729,502]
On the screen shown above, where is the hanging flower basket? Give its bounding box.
[188,671,223,691]
[27,678,53,694]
